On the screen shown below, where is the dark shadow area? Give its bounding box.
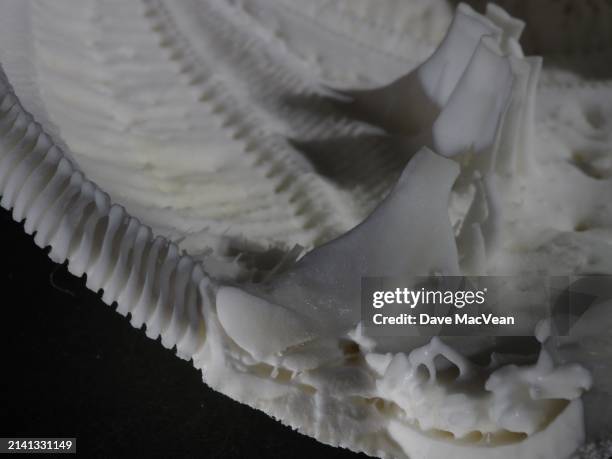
[276,88,425,205]
[322,72,440,136]
[288,134,414,190]
[276,68,449,208]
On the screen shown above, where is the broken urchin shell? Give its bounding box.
[0,1,610,458]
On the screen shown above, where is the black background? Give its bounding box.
[0,207,365,458]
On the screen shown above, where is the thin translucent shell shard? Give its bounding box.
[252,148,460,332]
